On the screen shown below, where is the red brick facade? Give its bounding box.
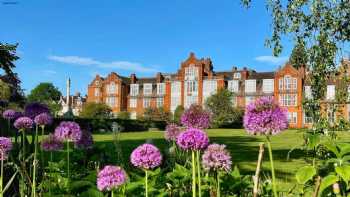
[87,53,350,128]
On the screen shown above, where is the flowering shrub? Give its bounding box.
[180,104,211,129]
[41,134,64,151]
[2,109,16,120]
[24,103,50,119]
[0,137,12,160]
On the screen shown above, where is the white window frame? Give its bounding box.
[130,84,139,96]
[233,72,241,79]
[143,98,151,108]
[185,66,198,80]
[130,112,137,120]
[129,98,137,108]
[94,88,100,97]
[106,96,117,108]
[228,80,239,93]
[143,83,153,95]
[262,79,274,93]
[157,83,165,95]
[245,80,256,93]
[326,85,335,100]
[171,81,182,112]
[305,86,312,99]
[279,94,297,106]
[156,97,164,108]
[288,112,297,124]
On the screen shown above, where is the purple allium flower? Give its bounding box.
[75,130,94,149]
[41,134,64,151]
[243,97,288,135]
[54,121,82,142]
[97,165,128,191]
[13,111,23,120]
[176,128,209,151]
[164,123,181,141]
[0,137,12,160]
[202,144,232,173]
[24,103,50,119]
[130,144,162,170]
[2,109,16,120]
[14,117,34,130]
[180,104,211,129]
[34,112,53,126]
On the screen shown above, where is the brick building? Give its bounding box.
[87,52,350,128]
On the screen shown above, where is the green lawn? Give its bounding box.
[92,129,350,189]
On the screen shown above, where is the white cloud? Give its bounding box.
[42,70,57,75]
[255,55,289,65]
[48,55,158,73]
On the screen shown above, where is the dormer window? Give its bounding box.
[233,72,241,79]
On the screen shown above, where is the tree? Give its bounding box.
[80,102,112,119]
[0,43,19,84]
[174,105,184,123]
[143,107,171,122]
[289,39,308,69]
[205,89,243,128]
[0,80,11,101]
[117,111,130,120]
[27,83,62,115]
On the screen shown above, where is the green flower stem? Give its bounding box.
[145,170,148,197]
[21,129,26,196]
[40,126,45,168]
[1,154,4,197]
[67,141,70,193]
[266,136,278,197]
[111,190,114,197]
[31,125,39,197]
[49,151,53,197]
[192,151,196,197]
[217,172,220,197]
[196,150,201,197]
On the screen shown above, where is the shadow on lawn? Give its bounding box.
[93,135,306,182]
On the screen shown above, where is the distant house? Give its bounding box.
[58,78,86,116]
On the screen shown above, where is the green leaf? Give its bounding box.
[306,133,321,149]
[335,166,350,182]
[79,188,105,197]
[324,141,341,158]
[338,143,350,157]
[319,175,338,195]
[295,166,316,184]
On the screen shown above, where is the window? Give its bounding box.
[245,96,255,105]
[130,112,137,120]
[288,112,297,124]
[106,96,116,108]
[305,86,312,99]
[245,80,256,93]
[94,88,100,97]
[228,80,239,92]
[157,97,164,108]
[326,85,335,100]
[129,98,137,108]
[304,112,313,124]
[262,79,274,93]
[171,81,182,112]
[233,72,241,79]
[95,80,100,86]
[130,84,139,96]
[143,98,151,108]
[186,81,198,95]
[203,80,217,103]
[143,83,153,95]
[185,66,198,80]
[157,83,165,95]
[279,94,297,106]
[106,82,117,94]
[279,76,297,91]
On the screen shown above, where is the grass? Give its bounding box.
[92,129,350,190]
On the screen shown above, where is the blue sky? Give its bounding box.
[0,0,295,96]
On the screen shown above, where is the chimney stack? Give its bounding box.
[130,73,137,84]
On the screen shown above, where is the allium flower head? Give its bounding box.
[75,130,94,149]
[54,121,82,142]
[164,123,181,141]
[0,137,12,160]
[176,128,209,151]
[2,109,16,120]
[34,112,53,126]
[14,117,34,130]
[243,97,288,135]
[24,103,50,119]
[202,144,232,173]
[41,134,64,151]
[97,165,128,191]
[180,104,211,129]
[130,144,162,170]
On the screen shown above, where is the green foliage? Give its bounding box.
[27,82,62,115]
[205,89,243,128]
[173,105,184,123]
[143,107,171,122]
[0,79,11,101]
[80,102,112,119]
[295,166,316,184]
[0,43,19,83]
[117,111,130,120]
[289,39,308,69]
